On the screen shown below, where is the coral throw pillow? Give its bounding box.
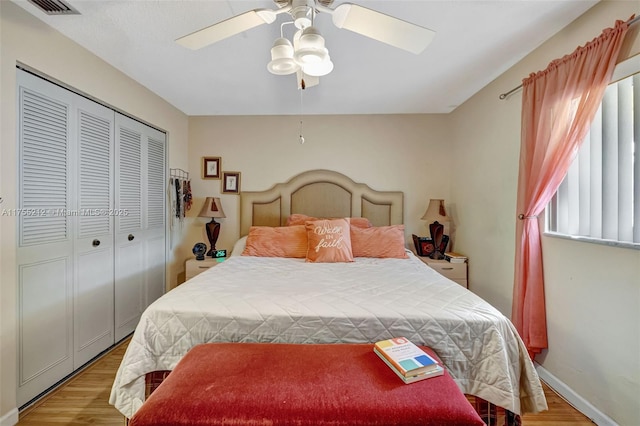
[242,225,307,258]
[348,217,373,229]
[351,225,409,258]
[287,213,372,228]
[305,219,354,263]
[286,213,316,226]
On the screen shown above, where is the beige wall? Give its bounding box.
[185,114,452,264]
[2,0,639,424]
[449,2,640,424]
[0,2,189,421]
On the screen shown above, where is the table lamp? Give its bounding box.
[421,199,451,259]
[198,197,226,257]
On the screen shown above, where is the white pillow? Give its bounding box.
[230,236,247,257]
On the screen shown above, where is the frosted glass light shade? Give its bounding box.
[294,27,328,64]
[303,51,334,76]
[267,38,299,75]
[298,27,325,49]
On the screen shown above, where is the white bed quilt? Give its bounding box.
[110,252,548,418]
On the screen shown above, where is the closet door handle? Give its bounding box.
[128,234,135,241]
[92,239,101,247]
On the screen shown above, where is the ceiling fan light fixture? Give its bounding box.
[268,38,300,75]
[177,0,437,86]
[271,37,294,53]
[293,27,328,64]
[302,54,333,76]
[297,26,325,50]
[268,58,300,75]
[290,3,312,29]
[294,47,327,64]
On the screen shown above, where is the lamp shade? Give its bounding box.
[199,197,226,219]
[421,199,450,223]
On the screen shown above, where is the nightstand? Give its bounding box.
[415,256,468,288]
[185,257,224,281]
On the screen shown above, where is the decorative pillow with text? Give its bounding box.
[305,219,354,263]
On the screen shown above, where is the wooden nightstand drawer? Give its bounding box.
[412,252,469,288]
[426,261,466,279]
[185,258,224,281]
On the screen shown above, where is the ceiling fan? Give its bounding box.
[176,0,435,88]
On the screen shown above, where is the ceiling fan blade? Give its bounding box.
[176,9,277,50]
[330,3,435,54]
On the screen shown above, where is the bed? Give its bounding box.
[109,169,548,421]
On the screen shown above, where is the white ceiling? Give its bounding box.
[13,0,598,116]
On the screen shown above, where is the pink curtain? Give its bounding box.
[513,19,629,359]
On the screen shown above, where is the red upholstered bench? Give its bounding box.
[128,343,484,426]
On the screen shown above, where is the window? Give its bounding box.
[546,57,639,248]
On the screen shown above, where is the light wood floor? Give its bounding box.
[18,338,595,425]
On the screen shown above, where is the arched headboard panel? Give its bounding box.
[240,170,403,236]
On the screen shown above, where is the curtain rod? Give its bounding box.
[498,13,640,100]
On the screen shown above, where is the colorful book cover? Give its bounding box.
[374,348,444,384]
[373,337,439,377]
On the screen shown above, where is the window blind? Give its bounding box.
[548,73,639,245]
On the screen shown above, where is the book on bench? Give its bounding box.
[373,337,443,384]
[374,349,444,383]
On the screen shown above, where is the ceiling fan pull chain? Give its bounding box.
[299,85,305,144]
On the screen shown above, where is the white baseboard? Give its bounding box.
[534,364,618,426]
[0,408,18,426]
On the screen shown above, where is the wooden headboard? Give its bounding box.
[240,169,404,236]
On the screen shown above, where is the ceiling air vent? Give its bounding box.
[27,0,79,15]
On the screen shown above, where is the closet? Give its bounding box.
[15,69,167,406]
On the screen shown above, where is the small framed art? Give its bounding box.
[222,172,241,194]
[202,157,221,179]
[412,234,449,258]
[412,234,435,257]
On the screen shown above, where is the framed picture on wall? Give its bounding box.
[202,157,221,179]
[222,172,241,194]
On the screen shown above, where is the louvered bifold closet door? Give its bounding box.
[144,130,167,307]
[73,97,115,368]
[16,71,75,406]
[114,113,166,342]
[114,114,145,342]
